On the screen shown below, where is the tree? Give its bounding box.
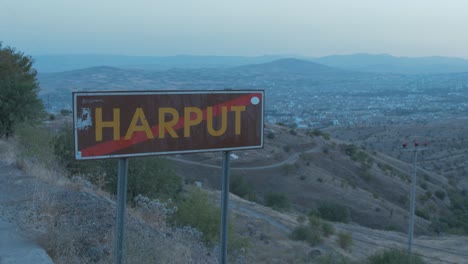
[0,43,44,138]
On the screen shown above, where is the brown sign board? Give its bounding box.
[73,90,264,160]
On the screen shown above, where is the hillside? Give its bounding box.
[326,120,468,200]
[170,124,449,233]
[0,125,468,263]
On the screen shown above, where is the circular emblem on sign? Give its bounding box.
[251,96,260,105]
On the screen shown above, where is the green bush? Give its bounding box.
[172,187,250,252]
[172,187,221,244]
[308,215,322,228]
[60,109,72,116]
[306,129,330,140]
[439,189,468,234]
[337,231,352,250]
[230,174,256,201]
[360,170,373,182]
[420,182,428,190]
[317,202,350,223]
[415,209,430,220]
[322,222,335,237]
[296,215,306,223]
[267,131,275,139]
[276,122,286,127]
[104,157,183,201]
[51,126,88,174]
[340,144,373,168]
[435,190,446,200]
[289,225,322,246]
[264,192,290,211]
[367,249,426,264]
[51,125,183,201]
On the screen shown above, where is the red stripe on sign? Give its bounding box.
[80,93,260,157]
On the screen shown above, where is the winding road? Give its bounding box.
[166,145,322,171]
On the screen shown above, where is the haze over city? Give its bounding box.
[1,0,468,58]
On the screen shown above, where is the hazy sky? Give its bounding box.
[1,0,468,58]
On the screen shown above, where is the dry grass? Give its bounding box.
[1,134,216,264]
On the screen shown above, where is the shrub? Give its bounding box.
[51,125,89,174]
[420,182,428,190]
[172,187,249,251]
[105,156,183,201]
[415,209,430,220]
[296,215,306,223]
[230,174,256,201]
[308,215,322,228]
[317,202,350,223]
[360,170,373,182]
[435,190,446,200]
[322,222,335,237]
[264,192,290,211]
[51,125,183,201]
[367,249,426,264]
[289,225,322,246]
[337,231,352,250]
[439,189,468,234]
[322,147,329,154]
[283,145,291,152]
[60,109,72,116]
[172,187,222,244]
[267,131,275,139]
[289,129,297,136]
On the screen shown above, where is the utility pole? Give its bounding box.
[401,141,428,256]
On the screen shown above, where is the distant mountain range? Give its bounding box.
[312,53,468,74]
[33,54,284,73]
[33,53,468,74]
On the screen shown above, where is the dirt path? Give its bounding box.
[0,161,54,264]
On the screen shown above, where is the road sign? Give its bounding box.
[73,90,264,160]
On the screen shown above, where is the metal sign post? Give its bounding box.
[114,158,128,264]
[219,151,231,264]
